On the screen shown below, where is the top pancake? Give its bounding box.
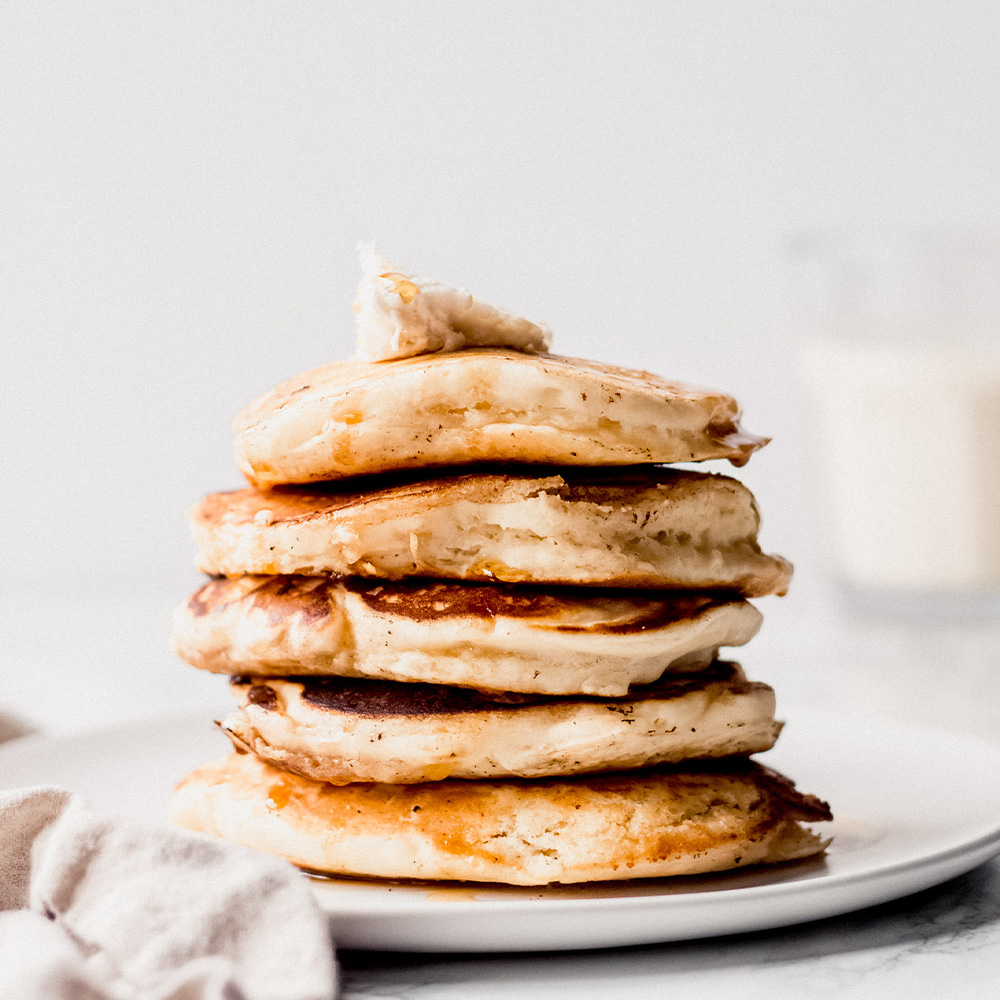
[234,350,767,487]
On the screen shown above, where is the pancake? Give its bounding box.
[171,753,832,885]
[172,576,761,694]
[219,663,781,784]
[188,467,793,596]
[233,349,767,488]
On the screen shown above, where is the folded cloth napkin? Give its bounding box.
[0,787,337,1000]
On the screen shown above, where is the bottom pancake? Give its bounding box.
[171,753,832,885]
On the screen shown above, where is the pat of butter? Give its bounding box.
[353,243,552,362]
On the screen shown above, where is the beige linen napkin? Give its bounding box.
[0,787,337,1000]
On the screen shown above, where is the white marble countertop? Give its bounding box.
[3,577,999,999]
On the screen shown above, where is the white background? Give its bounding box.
[2,2,999,734]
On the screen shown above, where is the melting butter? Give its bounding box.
[353,243,552,362]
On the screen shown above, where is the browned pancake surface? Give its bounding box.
[234,661,756,718]
[190,575,733,632]
[194,464,733,528]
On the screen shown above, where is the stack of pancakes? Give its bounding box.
[171,347,831,885]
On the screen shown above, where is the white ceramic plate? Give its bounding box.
[2,711,999,952]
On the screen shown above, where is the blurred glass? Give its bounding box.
[789,230,1000,619]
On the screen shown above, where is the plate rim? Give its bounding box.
[307,821,1000,918]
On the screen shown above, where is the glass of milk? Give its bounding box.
[791,231,1000,618]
